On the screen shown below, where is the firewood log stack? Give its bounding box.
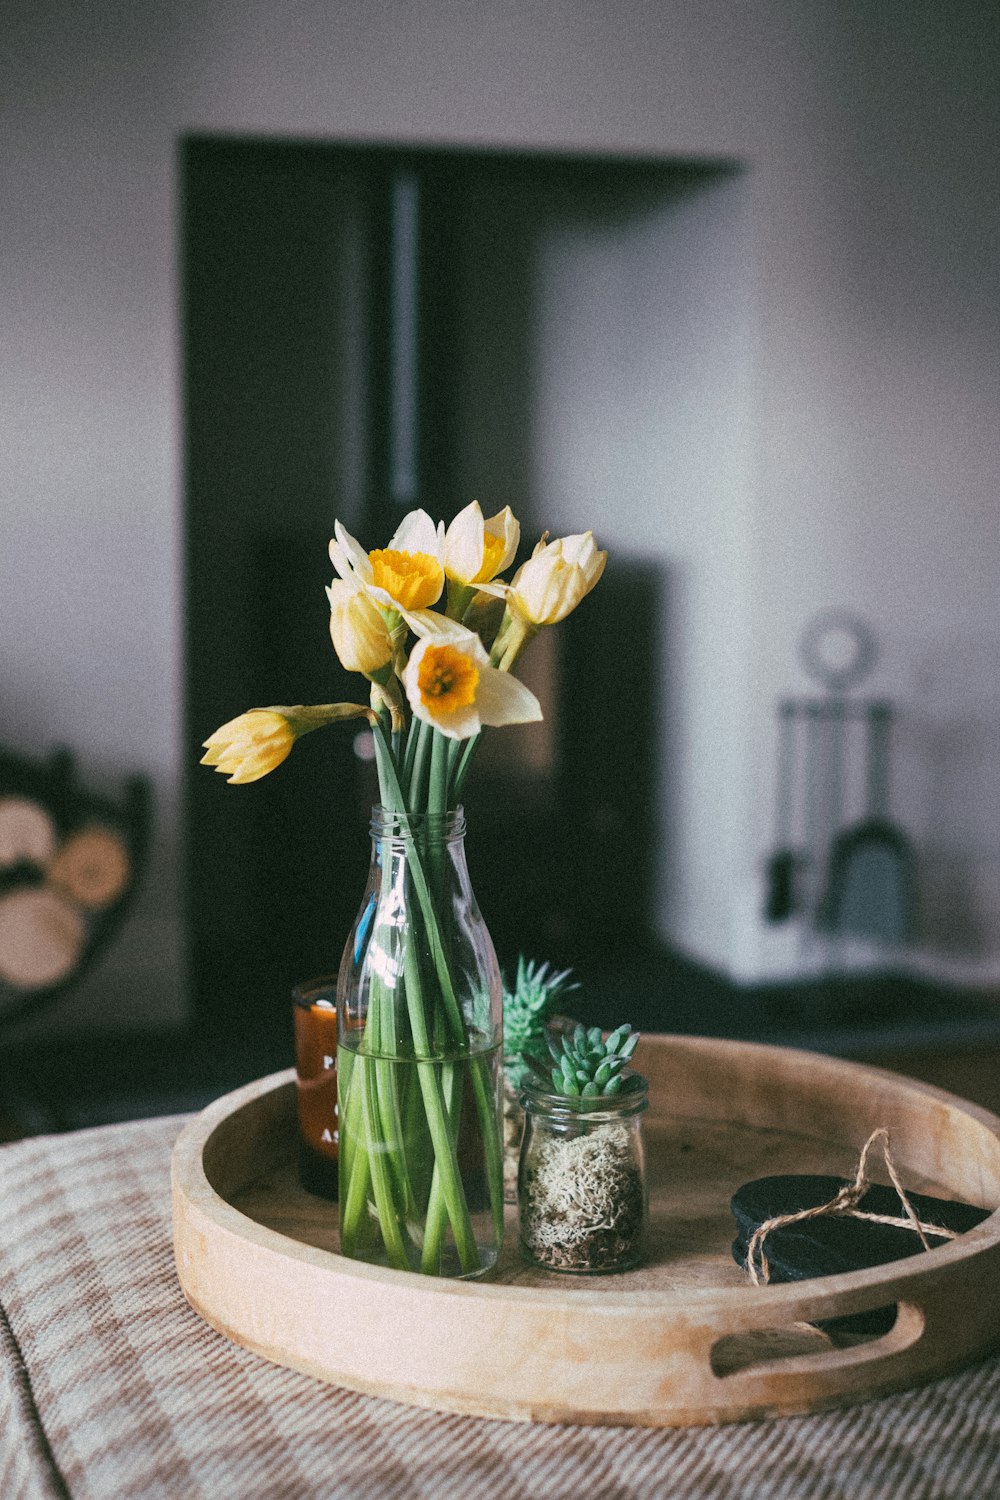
[0,749,148,1022]
[0,798,132,990]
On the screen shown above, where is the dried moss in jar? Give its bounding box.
[517,1077,648,1274]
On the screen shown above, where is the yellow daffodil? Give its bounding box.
[327,579,394,677]
[445,501,519,587]
[201,704,371,783]
[329,509,445,618]
[505,530,607,627]
[402,627,542,741]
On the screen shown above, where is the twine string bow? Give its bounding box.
[745,1127,959,1287]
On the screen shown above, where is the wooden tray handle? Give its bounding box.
[701,1258,1000,1416]
[710,1300,924,1382]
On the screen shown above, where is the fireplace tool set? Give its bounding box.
[763,612,917,946]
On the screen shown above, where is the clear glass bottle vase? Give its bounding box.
[337,805,504,1277]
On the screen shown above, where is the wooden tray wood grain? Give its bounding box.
[171,1034,1000,1426]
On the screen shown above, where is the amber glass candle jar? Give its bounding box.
[292,975,339,1199]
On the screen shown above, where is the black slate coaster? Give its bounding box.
[731,1174,991,1336]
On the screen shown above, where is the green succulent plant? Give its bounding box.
[502,956,580,1090]
[534,1022,642,1100]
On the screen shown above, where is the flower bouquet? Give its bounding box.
[202,503,606,1277]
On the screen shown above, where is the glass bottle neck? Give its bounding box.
[369,805,466,844]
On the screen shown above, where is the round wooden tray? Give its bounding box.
[171,1034,1000,1426]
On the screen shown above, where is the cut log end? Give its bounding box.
[0,887,86,989]
[48,825,131,909]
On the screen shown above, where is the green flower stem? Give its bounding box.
[470,1055,505,1245]
[427,728,452,1024]
[359,1050,409,1270]
[401,932,479,1273]
[423,1056,503,1260]
[451,733,480,805]
[446,579,477,621]
[338,1054,371,1257]
[400,730,504,1242]
[401,715,421,795]
[339,721,503,1275]
[372,726,466,1048]
[372,735,393,808]
[419,1060,461,1274]
[429,728,450,816]
[373,964,417,1223]
[339,726,474,1269]
[408,719,433,810]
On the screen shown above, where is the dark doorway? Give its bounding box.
[182,137,723,1034]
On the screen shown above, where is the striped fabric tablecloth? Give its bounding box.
[3,1115,1000,1500]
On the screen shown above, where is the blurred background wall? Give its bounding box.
[1,0,997,1034]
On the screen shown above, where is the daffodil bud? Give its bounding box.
[327,580,394,675]
[506,531,607,627]
[200,710,296,784]
[201,703,372,783]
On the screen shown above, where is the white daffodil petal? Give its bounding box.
[507,530,606,626]
[328,579,393,674]
[432,701,481,740]
[328,538,352,582]
[388,508,443,559]
[487,505,520,573]
[444,501,486,584]
[473,666,543,727]
[558,532,593,566]
[402,608,473,642]
[470,579,509,600]
[445,502,520,586]
[402,630,494,740]
[331,520,373,581]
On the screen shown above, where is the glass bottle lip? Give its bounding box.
[369,804,466,839]
[519,1072,649,1120]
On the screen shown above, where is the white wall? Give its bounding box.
[2,0,997,1031]
[532,176,754,965]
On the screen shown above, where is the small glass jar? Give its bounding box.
[292,975,339,1199]
[518,1076,648,1274]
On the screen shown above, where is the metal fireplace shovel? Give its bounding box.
[764,701,800,922]
[820,703,916,945]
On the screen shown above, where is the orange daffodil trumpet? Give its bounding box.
[403,626,542,741]
[201,704,372,784]
[329,508,446,630]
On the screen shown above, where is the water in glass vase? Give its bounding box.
[338,1038,503,1277]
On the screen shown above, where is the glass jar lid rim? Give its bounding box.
[519,1071,648,1116]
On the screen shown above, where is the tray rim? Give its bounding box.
[172,1034,1000,1312]
[171,1033,1000,1425]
